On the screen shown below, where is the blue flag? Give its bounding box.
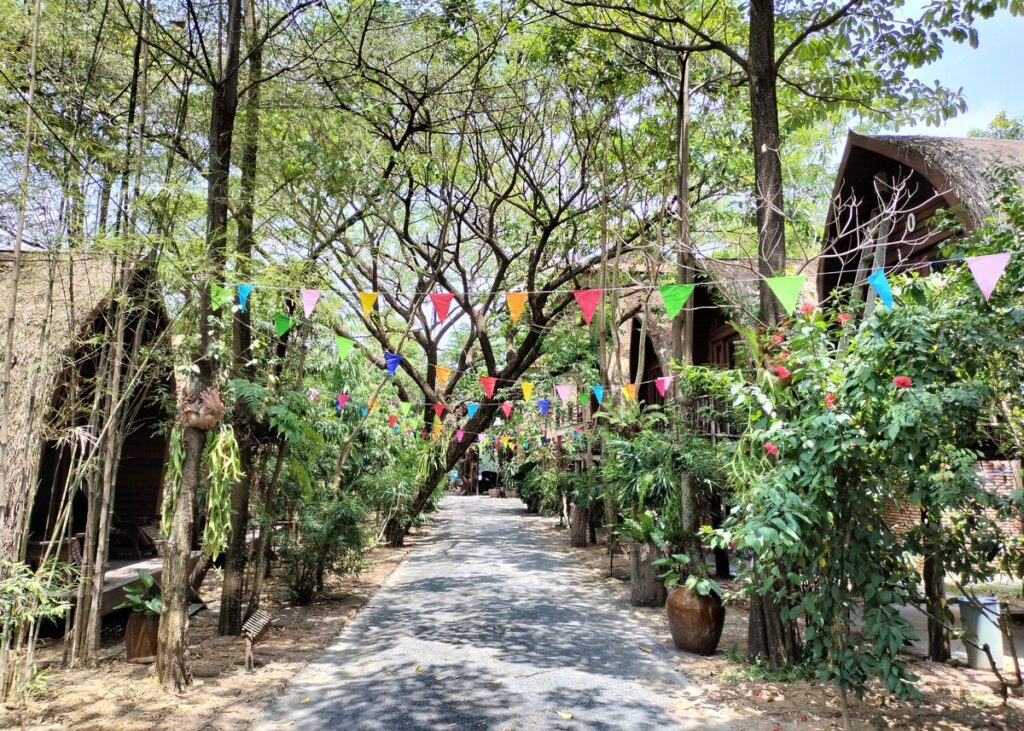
[467,402,479,418]
[237,284,254,313]
[867,269,894,309]
[538,399,551,416]
[385,352,402,376]
[592,385,604,404]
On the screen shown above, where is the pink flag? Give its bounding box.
[456,429,465,443]
[573,289,603,325]
[555,383,572,406]
[429,292,455,321]
[301,288,321,318]
[337,393,349,408]
[434,403,445,418]
[501,401,513,418]
[655,376,673,397]
[966,252,1012,301]
[480,376,497,398]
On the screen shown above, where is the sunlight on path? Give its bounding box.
[253,496,726,730]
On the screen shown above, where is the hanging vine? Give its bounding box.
[201,424,243,560]
[160,424,185,537]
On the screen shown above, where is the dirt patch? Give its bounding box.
[527,508,1024,730]
[0,527,428,731]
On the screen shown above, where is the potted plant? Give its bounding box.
[117,570,161,663]
[652,553,725,656]
[614,511,668,607]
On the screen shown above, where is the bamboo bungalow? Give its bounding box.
[0,251,173,613]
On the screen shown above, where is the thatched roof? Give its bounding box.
[0,251,118,538]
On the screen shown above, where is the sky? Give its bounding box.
[895,9,1024,136]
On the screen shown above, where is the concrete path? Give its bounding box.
[254,496,723,730]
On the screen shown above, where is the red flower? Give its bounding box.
[780,351,790,361]
[800,301,815,315]
[774,365,791,379]
[837,312,852,325]
[892,376,913,389]
[824,393,837,409]
[772,333,784,344]
[764,442,779,456]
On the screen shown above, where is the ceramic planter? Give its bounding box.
[665,585,725,655]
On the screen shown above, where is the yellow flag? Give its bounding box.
[506,292,527,323]
[435,365,451,388]
[431,420,442,441]
[521,381,534,401]
[367,398,379,414]
[621,383,637,401]
[500,435,511,449]
[358,291,378,317]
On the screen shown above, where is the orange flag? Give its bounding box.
[506,292,527,323]
[435,365,451,388]
[358,291,378,317]
[621,384,637,401]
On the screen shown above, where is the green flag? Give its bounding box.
[399,401,412,416]
[765,275,807,315]
[210,283,234,312]
[578,392,589,407]
[336,336,355,359]
[274,312,295,337]
[658,284,696,318]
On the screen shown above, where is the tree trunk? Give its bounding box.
[569,504,589,548]
[629,541,666,607]
[749,0,787,326]
[923,511,950,661]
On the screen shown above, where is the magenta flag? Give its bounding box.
[301,288,321,318]
[480,376,497,398]
[501,401,513,418]
[655,376,673,397]
[573,289,603,325]
[966,252,1012,301]
[337,393,349,409]
[555,383,572,406]
[429,292,455,321]
[456,429,465,443]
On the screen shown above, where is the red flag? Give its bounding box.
[388,414,397,428]
[480,376,497,398]
[573,289,603,325]
[501,401,513,418]
[429,292,455,321]
[434,403,445,418]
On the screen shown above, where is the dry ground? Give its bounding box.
[529,509,1024,730]
[0,527,429,731]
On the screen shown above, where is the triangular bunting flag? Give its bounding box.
[966,252,1012,301]
[399,401,412,416]
[764,275,807,315]
[540,436,548,446]
[555,383,572,406]
[211,283,234,312]
[237,284,254,313]
[592,385,604,404]
[467,402,479,418]
[429,292,455,321]
[655,376,673,397]
[456,429,465,443]
[622,383,637,401]
[274,312,295,337]
[361,407,368,416]
[577,392,589,408]
[388,414,397,429]
[480,376,497,398]
[336,336,356,359]
[501,401,513,418]
[435,365,451,388]
[301,288,321,318]
[358,291,378,317]
[866,269,894,309]
[500,435,511,449]
[538,399,551,416]
[506,292,527,323]
[367,399,379,414]
[434,403,445,418]
[384,352,402,376]
[521,381,534,401]
[337,393,349,409]
[572,289,603,325]
[659,284,696,318]
[432,420,442,440]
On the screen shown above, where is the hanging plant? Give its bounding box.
[160,425,186,538]
[202,424,244,560]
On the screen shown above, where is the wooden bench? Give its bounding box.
[242,609,272,672]
[139,523,165,557]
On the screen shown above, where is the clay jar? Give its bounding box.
[665,586,725,656]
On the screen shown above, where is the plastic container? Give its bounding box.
[957,596,1003,670]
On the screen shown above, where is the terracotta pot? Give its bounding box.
[665,586,725,655]
[125,612,160,663]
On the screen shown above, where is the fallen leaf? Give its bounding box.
[557,711,573,719]
[489,658,498,664]
[279,723,295,728]
[676,703,692,711]
[416,665,425,673]
[300,697,311,704]
[639,647,652,653]
[492,679,504,685]
[177,704,192,711]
